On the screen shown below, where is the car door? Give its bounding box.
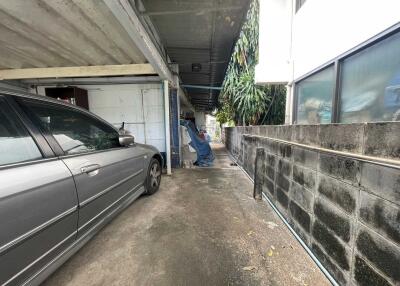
[0,95,79,286]
[18,97,146,237]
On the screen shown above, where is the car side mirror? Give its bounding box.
[119,134,135,146]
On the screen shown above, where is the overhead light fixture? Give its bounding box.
[192,63,202,72]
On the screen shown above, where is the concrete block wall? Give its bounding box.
[224,123,400,286]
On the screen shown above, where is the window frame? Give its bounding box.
[293,23,400,124]
[293,64,335,124]
[16,94,125,158]
[0,94,53,169]
[295,0,307,13]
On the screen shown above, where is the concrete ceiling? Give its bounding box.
[140,0,250,111]
[0,0,147,69]
[0,0,249,111]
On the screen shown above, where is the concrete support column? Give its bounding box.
[285,84,293,124]
[253,148,265,200]
[163,80,172,175]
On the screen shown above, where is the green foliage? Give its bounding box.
[262,85,287,124]
[219,0,286,126]
[215,104,231,125]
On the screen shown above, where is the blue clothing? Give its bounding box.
[182,120,214,167]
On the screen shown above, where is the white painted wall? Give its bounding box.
[194,111,206,130]
[292,0,400,79]
[205,114,217,140]
[34,83,166,152]
[87,84,165,152]
[255,0,292,84]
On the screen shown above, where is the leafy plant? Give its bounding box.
[218,0,286,126]
[215,102,234,128]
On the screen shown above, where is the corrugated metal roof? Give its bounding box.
[141,0,250,111]
[0,0,147,69]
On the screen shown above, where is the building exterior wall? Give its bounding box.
[256,0,400,124]
[224,123,400,286]
[291,0,399,80]
[205,115,218,141]
[194,111,206,130]
[255,0,292,84]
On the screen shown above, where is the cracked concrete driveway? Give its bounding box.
[42,145,330,286]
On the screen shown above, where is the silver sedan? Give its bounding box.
[0,90,163,286]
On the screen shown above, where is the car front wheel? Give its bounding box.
[144,158,161,195]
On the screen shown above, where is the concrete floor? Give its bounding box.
[43,144,330,286]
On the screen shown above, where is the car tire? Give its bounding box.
[144,158,162,195]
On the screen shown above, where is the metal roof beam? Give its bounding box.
[104,0,174,85]
[181,84,222,90]
[140,6,243,16]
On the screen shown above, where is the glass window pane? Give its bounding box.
[296,66,334,124]
[340,32,400,123]
[21,100,120,155]
[0,97,42,166]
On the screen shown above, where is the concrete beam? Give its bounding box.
[104,0,174,85]
[178,87,195,111]
[22,76,161,85]
[0,64,156,80]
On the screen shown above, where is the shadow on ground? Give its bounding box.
[42,144,330,286]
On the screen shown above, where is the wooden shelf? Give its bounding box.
[45,87,88,110]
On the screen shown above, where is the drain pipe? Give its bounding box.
[163,80,172,175]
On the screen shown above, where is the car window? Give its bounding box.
[20,99,120,155]
[0,97,42,166]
